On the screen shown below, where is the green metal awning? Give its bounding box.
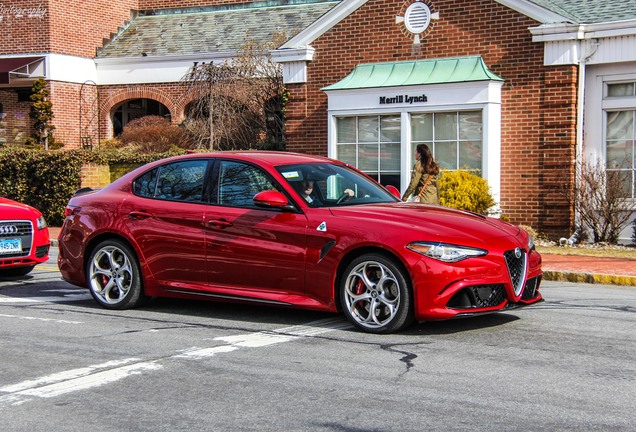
[322,55,503,91]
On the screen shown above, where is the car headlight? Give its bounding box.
[528,234,535,251]
[407,242,488,263]
[36,216,47,230]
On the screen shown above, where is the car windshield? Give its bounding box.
[276,162,400,207]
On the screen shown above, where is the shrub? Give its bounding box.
[0,148,83,225]
[119,115,195,152]
[0,147,187,226]
[439,169,496,215]
[26,78,57,149]
[563,159,636,244]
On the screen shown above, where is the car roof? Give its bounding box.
[183,151,338,167]
[108,151,345,190]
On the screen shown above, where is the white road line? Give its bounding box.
[174,345,239,359]
[0,292,93,303]
[0,317,351,407]
[18,362,162,398]
[0,358,144,393]
[0,313,82,324]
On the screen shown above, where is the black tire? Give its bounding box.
[340,253,414,334]
[86,239,145,309]
[0,266,35,277]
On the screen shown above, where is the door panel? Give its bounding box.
[121,159,209,287]
[204,207,308,293]
[204,160,308,295]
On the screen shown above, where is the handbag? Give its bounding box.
[406,175,432,203]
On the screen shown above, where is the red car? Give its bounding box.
[58,151,542,333]
[0,197,50,276]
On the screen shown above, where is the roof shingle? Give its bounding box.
[97,0,340,58]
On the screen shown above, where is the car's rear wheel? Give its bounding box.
[87,239,145,309]
[340,253,414,333]
[0,266,35,277]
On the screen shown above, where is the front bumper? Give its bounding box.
[411,248,543,321]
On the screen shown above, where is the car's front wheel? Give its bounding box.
[340,254,414,333]
[87,239,145,309]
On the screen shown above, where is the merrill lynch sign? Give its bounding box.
[379,94,428,105]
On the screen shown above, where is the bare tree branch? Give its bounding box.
[181,33,286,151]
[564,158,636,243]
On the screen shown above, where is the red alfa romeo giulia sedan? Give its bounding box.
[58,151,542,333]
[0,197,50,276]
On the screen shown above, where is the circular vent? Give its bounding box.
[404,2,431,35]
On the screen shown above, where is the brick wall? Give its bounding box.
[48,0,138,58]
[80,163,111,189]
[284,0,576,235]
[0,0,50,54]
[0,0,137,57]
[47,80,84,147]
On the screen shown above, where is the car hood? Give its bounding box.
[329,203,522,246]
[0,197,41,219]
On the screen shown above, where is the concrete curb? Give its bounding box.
[543,270,636,287]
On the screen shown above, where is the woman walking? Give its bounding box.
[402,144,440,204]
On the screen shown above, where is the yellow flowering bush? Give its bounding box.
[439,169,496,215]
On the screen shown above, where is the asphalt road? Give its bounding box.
[1,249,635,432]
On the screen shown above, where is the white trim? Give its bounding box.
[531,19,636,42]
[283,0,573,50]
[585,63,636,162]
[95,53,235,85]
[494,0,571,24]
[47,54,97,84]
[270,47,315,83]
[269,47,315,63]
[280,0,368,49]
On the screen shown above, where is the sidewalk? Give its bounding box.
[541,253,636,287]
[47,227,636,287]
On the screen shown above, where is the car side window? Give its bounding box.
[217,160,276,208]
[133,160,208,203]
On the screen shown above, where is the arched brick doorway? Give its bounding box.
[100,87,179,139]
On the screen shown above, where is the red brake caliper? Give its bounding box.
[354,278,365,295]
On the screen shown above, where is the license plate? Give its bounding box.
[0,238,22,255]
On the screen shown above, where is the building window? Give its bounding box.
[335,115,401,187]
[411,111,483,172]
[605,82,636,199]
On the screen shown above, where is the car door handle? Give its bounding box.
[128,211,152,220]
[206,219,233,229]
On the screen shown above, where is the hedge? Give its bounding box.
[0,147,186,226]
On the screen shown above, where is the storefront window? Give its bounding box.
[606,110,635,198]
[336,115,401,187]
[605,82,636,199]
[411,111,483,172]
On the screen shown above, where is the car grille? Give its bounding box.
[504,249,527,296]
[0,221,33,258]
[522,276,541,300]
[35,245,50,258]
[448,284,506,309]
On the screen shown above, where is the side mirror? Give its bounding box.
[253,190,292,209]
[385,185,401,198]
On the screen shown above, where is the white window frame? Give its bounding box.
[325,80,502,202]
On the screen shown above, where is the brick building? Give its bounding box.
[1,0,635,240]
